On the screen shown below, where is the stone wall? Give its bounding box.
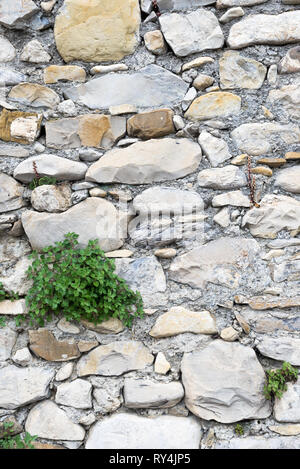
[0,0,300,450]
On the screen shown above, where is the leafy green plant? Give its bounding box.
[0,422,37,449]
[264,362,299,400]
[29,176,57,190]
[25,232,144,327]
[234,424,244,436]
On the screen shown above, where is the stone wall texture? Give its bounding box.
[0,0,300,450]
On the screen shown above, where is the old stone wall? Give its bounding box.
[0,0,300,450]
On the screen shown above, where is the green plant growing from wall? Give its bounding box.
[29,176,57,190]
[264,362,299,400]
[234,424,244,436]
[25,232,144,327]
[0,422,37,449]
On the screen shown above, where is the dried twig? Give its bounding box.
[32,161,40,180]
[152,0,161,17]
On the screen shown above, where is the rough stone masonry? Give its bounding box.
[0,0,300,450]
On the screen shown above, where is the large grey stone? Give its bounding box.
[0,173,25,212]
[55,379,92,409]
[129,187,204,247]
[123,379,184,408]
[0,36,16,62]
[64,65,189,110]
[159,10,224,57]
[231,123,300,155]
[0,365,54,409]
[198,130,232,167]
[86,138,201,185]
[114,257,167,308]
[215,436,300,449]
[256,336,300,366]
[278,47,300,74]
[25,400,85,440]
[219,51,267,90]
[268,81,300,119]
[77,341,154,377]
[0,0,39,29]
[274,380,300,423]
[169,237,265,290]
[181,340,271,423]
[0,67,27,86]
[0,327,17,361]
[14,154,87,183]
[242,194,300,238]
[274,166,300,194]
[22,197,127,252]
[85,413,201,449]
[228,11,300,49]
[197,165,247,190]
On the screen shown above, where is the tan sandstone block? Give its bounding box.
[44,65,86,84]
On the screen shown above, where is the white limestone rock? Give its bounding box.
[55,379,92,409]
[256,336,300,366]
[198,130,232,167]
[181,340,271,423]
[0,327,17,361]
[123,379,184,408]
[197,165,247,190]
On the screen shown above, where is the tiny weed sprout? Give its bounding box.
[29,176,57,190]
[0,422,37,449]
[234,424,244,436]
[264,362,299,400]
[25,232,144,327]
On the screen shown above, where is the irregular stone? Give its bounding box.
[91,64,129,75]
[155,352,171,374]
[0,327,17,361]
[0,256,33,296]
[144,30,167,55]
[44,65,86,84]
[0,36,16,62]
[25,400,85,441]
[257,336,300,366]
[78,340,99,353]
[0,109,42,144]
[273,380,300,423]
[31,184,72,213]
[198,165,247,190]
[220,326,239,342]
[274,166,300,194]
[55,363,74,382]
[0,67,26,87]
[181,340,271,423]
[268,81,300,119]
[198,130,231,167]
[285,151,300,160]
[235,312,250,334]
[212,190,250,208]
[269,424,300,436]
[219,7,244,23]
[219,51,266,90]
[231,154,247,166]
[169,237,264,290]
[159,10,224,57]
[56,379,92,409]
[213,207,230,228]
[114,257,167,308]
[20,39,51,63]
[235,295,300,310]
[86,138,201,184]
[158,0,216,9]
[150,307,217,338]
[279,47,300,74]
[124,379,184,408]
[182,57,214,73]
[127,109,174,139]
[14,154,87,183]
[8,83,60,109]
[65,65,189,110]
[0,417,22,438]
[45,115,126,150]
[0,0,39,29]
[54,0,141,63]
[129,187,204,247]
[109,104,137,116]
[154,248,177,259]
[85,413,201,449]
[0,299,27,316]
[77,341,154,377]
[22,197,127,252]
[257,157,286,168]
[12,347,32,366]
[193,74,214,91]
[0,366,54,409]
[0,173,25,212]
[181,87,197,111]
[231,123,300,155]
[105,249,133,258]
[228,11,300,49]
[57,318,80,334]
[91,377,123,414]
[81,318,124,334]
[215,436,300,449]
[217,0,267,6]
[29,329,81,362]
[242,194,300,238]
[185,92,241,121]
